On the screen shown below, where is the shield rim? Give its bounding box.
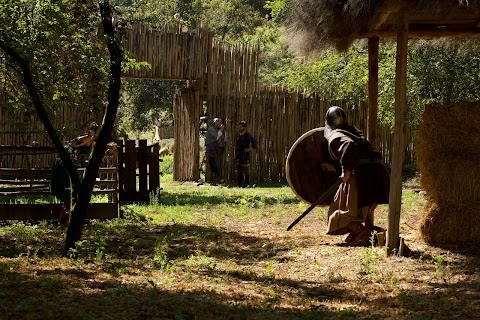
[286,126,329,205]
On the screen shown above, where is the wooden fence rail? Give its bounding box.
[0,145,119,220]
[116,139,160,202]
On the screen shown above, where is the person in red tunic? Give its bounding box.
[321,106,390,246]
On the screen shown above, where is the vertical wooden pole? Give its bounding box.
[149,143,160,193]
[126,139,137,198]
[366,36,379,229]
[111,144,120,217]
[387,15,408,255]
[138,139,148,197]
[199,79,205,117]
[116,139,124,201]
[368,36,379,149]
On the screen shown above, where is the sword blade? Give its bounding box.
[287,178,342,231]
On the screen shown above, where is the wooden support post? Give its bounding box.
[366,36,379,230]
[116,139,124,200]
[126,139,137,196]
[368,36,379,150]
[149,143,160,192]
[138,140,148,195]
[111,144,120,217]
[387,15,408,255]
[199,79,205,117]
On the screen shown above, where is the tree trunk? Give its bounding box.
[0,43,81,197]
[63,0,122,255]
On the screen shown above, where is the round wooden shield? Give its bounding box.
[286,127,339,205]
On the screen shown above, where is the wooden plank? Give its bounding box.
[0,168,51,177]
[0,186,49,192]
[387,15,409,255]
[116,139,125,195]
[0,190,50,196]
[368,36,379,149]
[0,204,61,220]
[125,140,137,195]
[0,180,49,185]
[364,28,480,39]
[0,145,56,152]
[0,203,118,220]
[77,167,117,174]
[149,144,160,191]
[87,203,119,219]
[138,140,148,193]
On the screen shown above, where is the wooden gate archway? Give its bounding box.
[122,24,408,185]
[173,83,201,181]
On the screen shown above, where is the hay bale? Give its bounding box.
[420,200,480,245]
[419,159,480,202]
[416,103,480,157]
[416,102,480,246]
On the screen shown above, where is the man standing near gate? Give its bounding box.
[235,121,257,187]
[205,117,225,183]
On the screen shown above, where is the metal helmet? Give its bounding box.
[326,106,347,129]
[324,106,347,139]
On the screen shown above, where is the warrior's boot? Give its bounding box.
[345,232,357,243]
[346,221,371,247]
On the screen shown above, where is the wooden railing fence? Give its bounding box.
[0,145,119,220]
[116,139,160,202]
[0,106,99,168]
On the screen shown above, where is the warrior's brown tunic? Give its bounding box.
[326,126,390,235]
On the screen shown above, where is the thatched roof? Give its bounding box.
[287,0,480,52]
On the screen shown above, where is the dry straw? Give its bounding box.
[286,0,473,53]
[419,201,480,246]
[416,102,480,246]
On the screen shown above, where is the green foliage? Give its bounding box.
[403,163,418,181]
[259,36,480,127]
[153,236,173,270]
[358,232,382,278]
[193,0,264,41]
[160,154,174,175]
[264,0,292,22]
[434,255,453,282]
[119,79,178,136]
[0,0,109,125]
[117,0,264,42]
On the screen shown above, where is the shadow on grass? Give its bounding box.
[1,217,480,319]
[0,221,287,265]
[1,259,479,319]
[0,268,355,320]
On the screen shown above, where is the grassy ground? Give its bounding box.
[0,175,479,319]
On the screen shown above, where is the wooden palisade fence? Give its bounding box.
[0,23,417,187]
[121,23,415,183]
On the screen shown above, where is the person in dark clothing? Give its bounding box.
[321,106,390,246]
[235,121,257,187]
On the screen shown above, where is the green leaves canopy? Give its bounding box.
[0,0,109,134]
